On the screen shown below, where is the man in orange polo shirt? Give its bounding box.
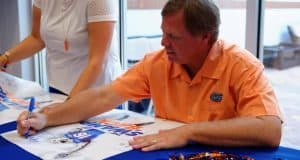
[17,0,282,151]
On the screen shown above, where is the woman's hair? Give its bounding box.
[162,0,220,44]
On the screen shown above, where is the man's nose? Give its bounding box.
[161,35,169,47]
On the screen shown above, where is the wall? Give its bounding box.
[0,0,35,81]
[0,0,19,57]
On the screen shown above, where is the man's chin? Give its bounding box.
[167,55,175,61]
[167,56,179,63]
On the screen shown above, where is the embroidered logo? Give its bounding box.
[210,92,223,102]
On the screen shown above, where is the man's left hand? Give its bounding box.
[128,126,189,151]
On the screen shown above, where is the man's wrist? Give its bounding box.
[42,112,51,128]
[181,124,195,142]
[65,96,71,102]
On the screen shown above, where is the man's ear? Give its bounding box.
[197,32,211,44]
[203,32,212,41]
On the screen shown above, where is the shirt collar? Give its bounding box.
[201,39,225,79]
[168,39,225,81]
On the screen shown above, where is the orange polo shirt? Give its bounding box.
[112,39,281,123]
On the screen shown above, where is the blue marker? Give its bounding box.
[25,97,35,138]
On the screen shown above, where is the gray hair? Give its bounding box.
[162,0,220,44]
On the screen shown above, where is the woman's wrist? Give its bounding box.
[1,51,11,68]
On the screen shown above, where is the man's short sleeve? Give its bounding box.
[111,56,152,102]
[234,64,281,118]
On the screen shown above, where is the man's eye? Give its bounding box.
[167,34,180,40]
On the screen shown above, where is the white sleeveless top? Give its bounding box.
[34,0,121,94]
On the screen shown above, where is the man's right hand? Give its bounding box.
[17,111,47,137]
[39,102,62,114]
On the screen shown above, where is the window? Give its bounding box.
[120,0,259,114]
[262,1,300,135]
[121,0,256,70]
[263,0,300,70]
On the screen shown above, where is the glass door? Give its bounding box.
[262,1,300,147]
[120,0,259,114]
[121,0,258,70]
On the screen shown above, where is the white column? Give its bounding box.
[245,0,264,59]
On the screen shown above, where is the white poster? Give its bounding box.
[2,110,183,160]
[0,72,52,124]
[0,94,30,124]
[0,72,49,99]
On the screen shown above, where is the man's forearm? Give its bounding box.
[184,115,281,147]
[45,85,124,127]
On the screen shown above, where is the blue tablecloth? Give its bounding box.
[106,144,300,160]
[0,121,16,134]
[0,121,40,159]
[1,121,299,160]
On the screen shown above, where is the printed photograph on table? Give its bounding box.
[1,110,166,160]
[0,103,8,111]
[0,86,30,110]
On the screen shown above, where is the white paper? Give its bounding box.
[2,110,183,160]
[0,72,53,124]
[0,96,30,124]
[0,72,50,99]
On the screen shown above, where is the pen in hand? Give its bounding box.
[24,97,35,138]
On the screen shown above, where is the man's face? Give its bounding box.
[161,10,209,65]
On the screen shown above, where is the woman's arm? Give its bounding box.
[68,21,115,97]
[0,5,45,66]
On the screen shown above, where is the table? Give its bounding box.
[0,74,299,159]
[0,119,299,160]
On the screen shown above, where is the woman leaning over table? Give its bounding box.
[0,0,121,98]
